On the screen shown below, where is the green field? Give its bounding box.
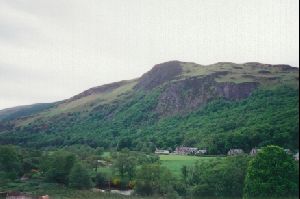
[159,155,222,176]
[96,154,221,177]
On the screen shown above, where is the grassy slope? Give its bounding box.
[0,103,54,122]
[13,80,137,127]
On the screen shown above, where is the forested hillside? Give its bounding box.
[0,61,298,153]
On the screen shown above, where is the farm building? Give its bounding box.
[227,149,244,156]
[155,149,170,155]
[250,148,262,156]
[175,147,199,155]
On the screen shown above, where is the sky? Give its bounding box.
[0,0,299,110]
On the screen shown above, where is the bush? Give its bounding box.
[111,177,121,187]
[94,173,107,188]
[191,184,214,197]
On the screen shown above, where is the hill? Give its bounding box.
[0,61,298,153]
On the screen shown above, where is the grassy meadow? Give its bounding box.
[95,154,221,177]
[159,155,221,176]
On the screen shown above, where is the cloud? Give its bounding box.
[0,0,298,110]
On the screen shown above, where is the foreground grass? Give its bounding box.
[159,155,222,176]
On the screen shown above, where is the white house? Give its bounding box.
[294,152,299,161]
[196,149,207,155]
[228,149,244,156]
[250,148,262,156]
[155,149,170,155]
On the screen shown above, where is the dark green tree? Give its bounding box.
[181,165,188,187]
[244,145,299,198]
[94,172,107,188]
[0,145,21,180]
[43,150,77,184]
[185,156,250,197]
[135,164,176,197]
[113,150,137,180]
[69,163,92,189]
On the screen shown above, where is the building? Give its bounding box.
[175,147,199,155]
[155,149,170,155]
[227,149,244,156]
[5,192,34,199]
[294,152,299,161]
[284,149,292,155]
[196,149,207,155]
[249,148,262,156]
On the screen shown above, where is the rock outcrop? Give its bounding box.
[135,61,183,90]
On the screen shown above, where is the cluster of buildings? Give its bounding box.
[155,147,299,161]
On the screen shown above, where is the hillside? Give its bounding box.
[0,61,299,153]
[0,103,54,122]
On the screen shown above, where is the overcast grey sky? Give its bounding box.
[0,0,299,110]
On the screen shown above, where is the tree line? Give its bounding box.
[0,145,299,198]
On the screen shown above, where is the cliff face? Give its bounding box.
[131,61,298,116]
[155,72,258,116]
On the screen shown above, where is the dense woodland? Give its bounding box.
[1,86,298,154]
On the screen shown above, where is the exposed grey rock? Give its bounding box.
[156,72,258,116]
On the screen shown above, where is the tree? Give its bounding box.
[244,145,299,198]
[44,151,76,184]
[69,163,92,189]
[113,150,137,180]
[0,145,21,180]
[135,164,176,197]
[216,155,250,197]
[185,156,250,197]
[181,165,188,187]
